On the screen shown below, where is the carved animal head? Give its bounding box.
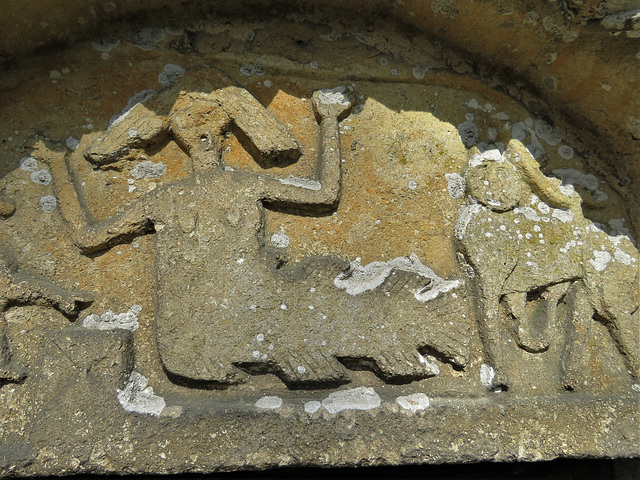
[463,149,526,212]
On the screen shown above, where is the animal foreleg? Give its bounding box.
[478,294,510,390]
[601,309,640,383]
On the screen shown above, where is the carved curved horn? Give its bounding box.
[505,139,580,211]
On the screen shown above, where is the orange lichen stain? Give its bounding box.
[222,132,259,171]
[265,135,460,277]
[267,89,319,157]
[149,141,192,180]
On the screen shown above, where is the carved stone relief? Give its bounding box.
[40,84,473,388]
[0,2,638,475]
[456,141,639,391]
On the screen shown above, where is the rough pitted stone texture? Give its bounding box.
[0,1,638,476]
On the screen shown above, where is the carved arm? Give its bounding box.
[0,247,93,315]
[40,145,155,255]
[257,87,353,211]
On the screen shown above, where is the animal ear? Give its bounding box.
[505,139,580,211]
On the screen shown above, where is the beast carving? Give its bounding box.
[456,140,639,390]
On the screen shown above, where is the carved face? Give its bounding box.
[465,160,524,212]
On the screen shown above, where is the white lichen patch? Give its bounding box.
[412,63,429,80]
[271,232,290,248]
[514,206,541,222]
[160,405,183,418]
[108,89,157,127]
[552,168,608,202]
[537,202,551,215]
[304,400,322,414]
[614,248,633,265]
[492,112,510,121]
[255,395,283,410]
[512,121,528,142]
[558,145,574,160]
[396,393,430,412]
[334,254,459,303]
[590,250,612,271]
[559,184,576,196]
[457,118,478,147]
[468,149,504,168]
[465,98,481,109]
[39,195,57,212]
[317,86,350,106]
[19,157,38,172]
[534,119,561,146]
[552,168,598,190]
[509,120,551,159]
[526,137,546,159]
[158,64,185,86]
[65,136,80,151]
[455,203,481,241]
[445,172,465,199]
[480,363,495,388]
[560,240,577,254]
[416,278,459,302]
[322,387,381,414]
[419,354,441,375]
[82,305,141,332]
[117,372,166,416]
[601,10,640,30]
[552,208,574,223]
[131,161,167,180]
[279,176,321,190]
[609,218,632,239]
[30,169,52,186]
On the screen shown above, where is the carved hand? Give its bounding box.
[312,87,354,121]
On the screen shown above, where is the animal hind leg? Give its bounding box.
[559,284,592,390]
[600,309,640,383]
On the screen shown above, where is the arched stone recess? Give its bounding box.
[0,1,638,475]
[1,0,639,223]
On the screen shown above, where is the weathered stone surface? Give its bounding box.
[0,1,638,476]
